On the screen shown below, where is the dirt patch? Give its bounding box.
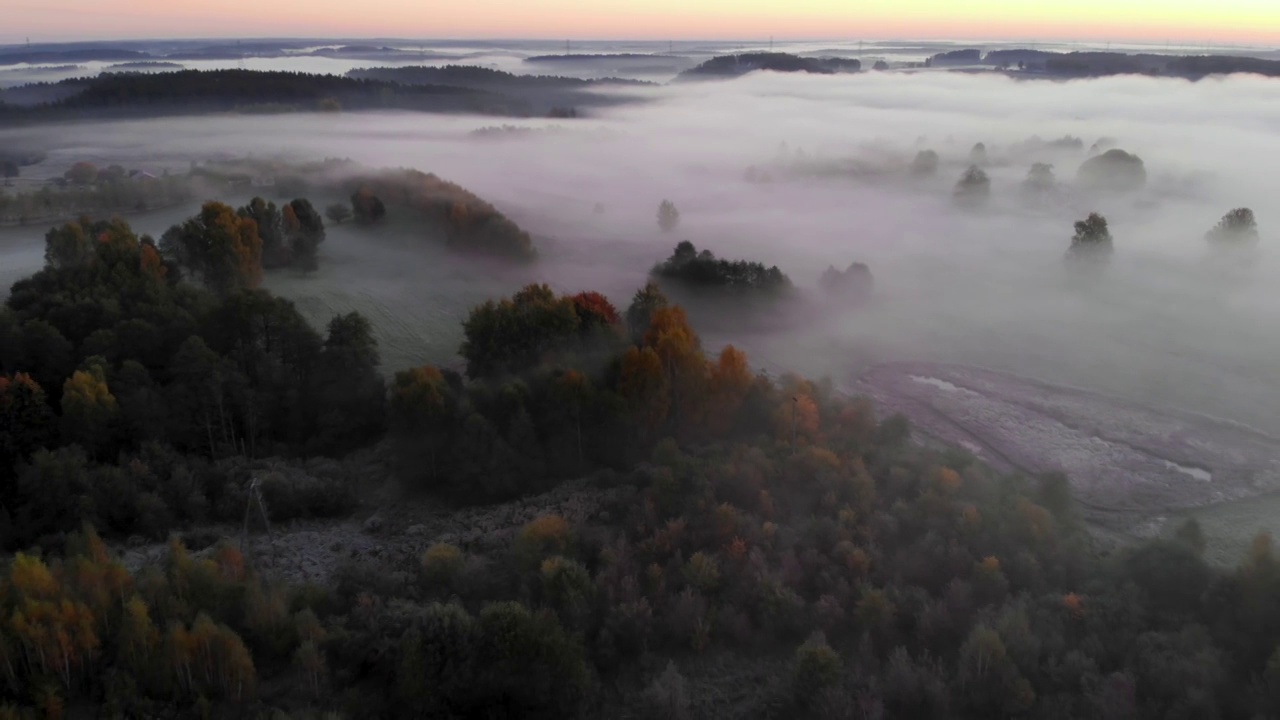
[853,360,1280,524]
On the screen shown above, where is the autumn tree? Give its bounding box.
[657,200,680,233]
[619,346,670,435]
[351,187,386,224]
[643,306,706,430]
[706,345,752,437]
[64,162,99,185]
[60,362,118,456]
[160,202,263,295]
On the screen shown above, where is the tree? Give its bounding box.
[64,162,99,186]
[237,198,285,268]
[626,282,669,344]
[657,200,680,233]
[283,198,325,274]
[620,346,669,435]
[1077,149,1146,193]
[953,165,991,208]
[1205,208,1259,245]
[910,150,939,177]
[351,187,386,225]
[0,373,56,497]
[459,284,582,379]
[60,363,118,456]
[969,142,988,166]
[160,202,263,295]
[1023,163,1056,195]
[43,219,96,270]
[1067,212,1113,264]
[325,202,352,225]
[390,366,455,482]
[553,370,591,468]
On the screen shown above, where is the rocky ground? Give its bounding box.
[119,465,634,587]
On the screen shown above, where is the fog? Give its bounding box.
[3,69,1279,433]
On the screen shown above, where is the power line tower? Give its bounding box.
[241,473,277,571]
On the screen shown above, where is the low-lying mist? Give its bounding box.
[3,69,1278,432]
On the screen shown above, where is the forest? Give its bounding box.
[1,195,1280,717]
[0,70,528,124]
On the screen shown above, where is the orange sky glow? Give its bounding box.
[4,0,1279,45]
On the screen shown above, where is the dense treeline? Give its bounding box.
[652,240,792,295]
[348,65,647,88]
[0,70,511,124]
[0,212,384,548]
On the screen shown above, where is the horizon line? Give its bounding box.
[1,35,1275,51]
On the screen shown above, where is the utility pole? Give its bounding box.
[241,474,277,571]
[791,396,799,446]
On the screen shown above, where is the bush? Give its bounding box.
[793,631,843,702]
[421,543,465,587]
[515,514,573,567]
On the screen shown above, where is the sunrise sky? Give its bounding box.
[4,0,1279,45]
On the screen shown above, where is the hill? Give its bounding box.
[0,69,525,124]
[679,52,862,79]
[348,65,652,114]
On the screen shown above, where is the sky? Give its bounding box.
[3,0,1279,46]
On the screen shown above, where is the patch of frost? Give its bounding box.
[909,375,980,396]
[1163,460,1212,482]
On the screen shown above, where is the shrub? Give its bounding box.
[422,543,465,587]
[515,514,573,567]
[793,631,843,702]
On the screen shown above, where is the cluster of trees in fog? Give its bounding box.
[0,209,384,548]
[651,240,793,295]
[339,168,537,260]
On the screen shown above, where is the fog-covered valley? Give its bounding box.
[4,69,1277,433]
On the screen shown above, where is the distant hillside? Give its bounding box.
[0,48,147,66]
[679,52,862,79]
[525,53,684,63]
[0,69,525,124]
[349,65,649,88]
[933,48,1280,79]
[349,65,652,114]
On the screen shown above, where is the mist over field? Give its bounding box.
[3,69,1278,434]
